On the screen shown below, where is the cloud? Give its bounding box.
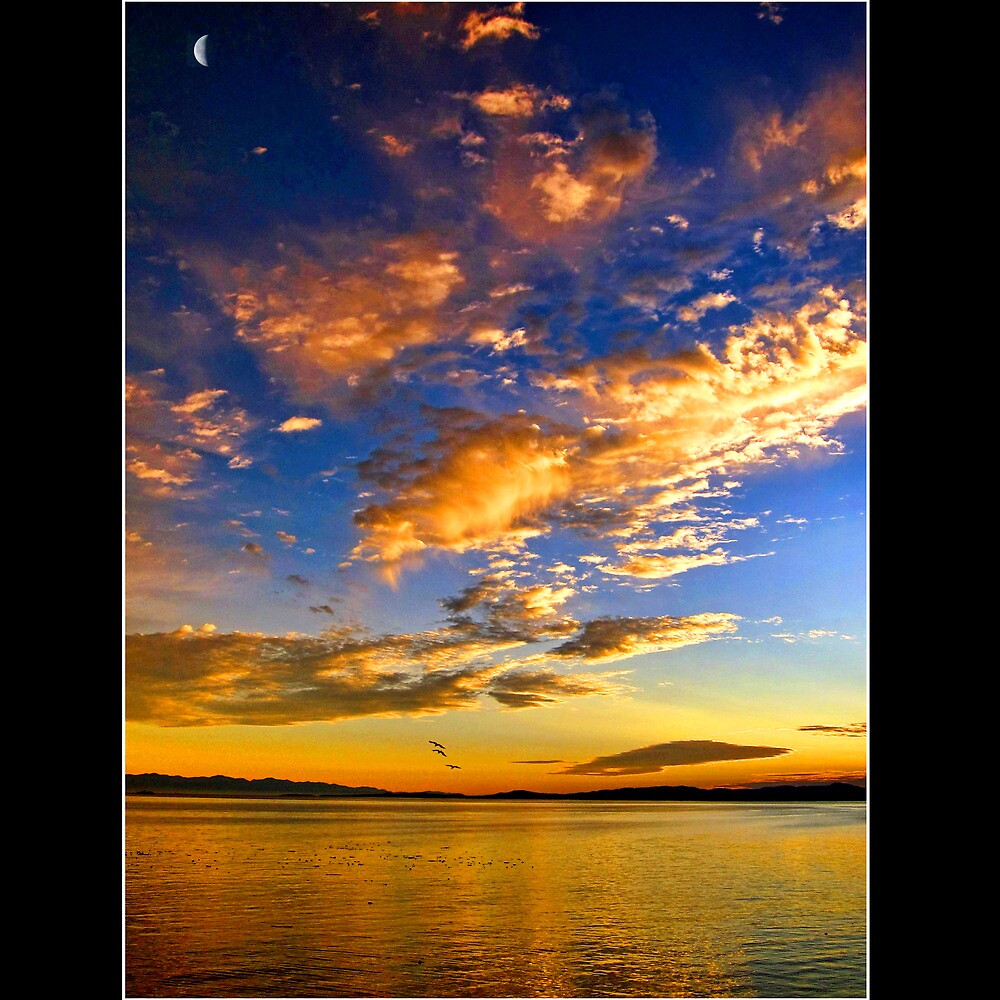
[124,615,627,727]
[350,412,576,577]
[740,770,865,788]
[757,3,784,25]
[734,72,866,248]
[125,376,257,498]
[125,452,197,490]
[531,121,657,224]
[226,234,465,402]
[350,288,864,575]
[380,134,414,157]
[798,722,867,737]
[549,612,739,663]
[468,326,528,353]
[827,198,867,230]
[276,531,298,544]
[125,570,748,727]
[276,416,323,433]
[531,162,596,223]
[557,739,792,776]
[676,291,738,323]
[598,550,735,580]
[487,668,627,708]
[459,3,540,49]
[467,84,570,117]
[483,107,657,240]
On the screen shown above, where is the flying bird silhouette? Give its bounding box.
[433,748,447,756]
[428,741,445,749]
[446,764,461,770]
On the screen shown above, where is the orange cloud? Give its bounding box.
[468,84,570,117]
[459,3,540,49]
[124,582,746,726]
[380,134,414,157]
[351,415,576,578]
[736,72,866,243]
[347,287,864,575]
[484,112,657,240]
[550,613,740,663]
[276,416,322,433]
[125,616,626,727]
[125,375,256,496]
[226,234,465,401]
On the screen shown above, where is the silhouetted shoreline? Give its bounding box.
[125,772,865,802]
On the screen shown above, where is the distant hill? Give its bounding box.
[125,773,389,797]
[126,772,864,802]
[483,783,866,802]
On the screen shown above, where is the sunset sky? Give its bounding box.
[124,2,867,795]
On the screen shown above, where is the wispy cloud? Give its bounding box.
[459,3,540,50]
[798,722,867,737]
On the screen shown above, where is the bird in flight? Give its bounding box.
[432,748,447,756]
[446,764,461,770]
[429,741,445,749]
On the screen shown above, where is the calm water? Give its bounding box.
[124,797,866,998]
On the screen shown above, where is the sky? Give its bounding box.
[124,1,867,795]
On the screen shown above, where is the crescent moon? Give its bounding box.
[194,35,209,67]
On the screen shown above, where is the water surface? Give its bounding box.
[125,797,866,998]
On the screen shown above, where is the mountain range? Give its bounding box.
[125,772,865,802]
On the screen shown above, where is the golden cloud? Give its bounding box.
[125,604,645,727]
[459,3,540,49]
[351,415,576,578]
[276,416,323,433]
[125,375,256,497]
[226,234,465,401]
[598,551,733,580]
[550,612,740,663]
[469,84,571,117]
[125,572,746,727]
[350,288,864,572]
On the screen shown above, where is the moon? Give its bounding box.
[193,35,209,67]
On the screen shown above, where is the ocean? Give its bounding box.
[124,796,866,998]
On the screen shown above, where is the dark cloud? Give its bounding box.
[557,740,792,776]
[487,669,622,709]
[798,723,866,737]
